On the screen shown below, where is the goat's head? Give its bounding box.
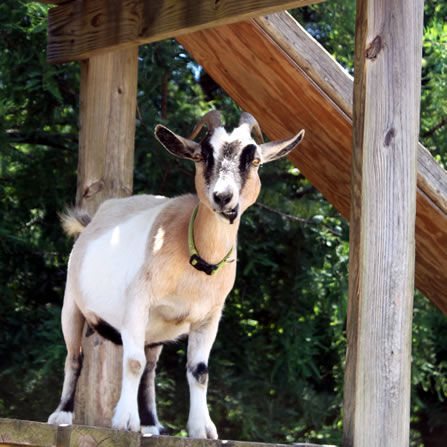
[155,111,304,224]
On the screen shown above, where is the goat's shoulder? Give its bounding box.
[144,194,196,268]
[150,193,197,232]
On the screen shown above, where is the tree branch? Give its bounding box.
[7,131,77,150]
[256,202,342,237]
[422,118,447,138]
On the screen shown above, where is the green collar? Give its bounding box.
[188,204,234,276]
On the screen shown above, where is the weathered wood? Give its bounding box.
[177,12,447,314]
[73,47,138,427]
[255,13,353,118]
[0,418,58,446]
[76,48,137,213]
[343,1,424,447]
[46,0,327,64]
[68,424,141,447]
[141,437,336,447]
[0,418,336,447]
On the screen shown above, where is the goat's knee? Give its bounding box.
[112,338,146,432]
[127,357,144,376]
[188,362,209,386]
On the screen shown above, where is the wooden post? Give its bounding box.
[73,47,139,427]
[343,1,424,447]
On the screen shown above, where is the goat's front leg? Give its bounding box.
[186,314,220,439]
[112,306,148,432]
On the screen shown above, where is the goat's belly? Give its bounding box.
[145,314,190,345]
[76,208,160,329]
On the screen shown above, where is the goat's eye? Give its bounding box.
[252,158,261,167]
[193,154,202,163]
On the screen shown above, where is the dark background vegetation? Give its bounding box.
[1,1,446,446]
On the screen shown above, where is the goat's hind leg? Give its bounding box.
[48,291,85,425]
[139,344,168,435]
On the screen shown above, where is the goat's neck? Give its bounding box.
[193,203,239,265]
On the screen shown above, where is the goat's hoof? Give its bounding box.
[187,419,218,439]
[48,410,73,425]
[141,424,168,436]
[112,406,140,432]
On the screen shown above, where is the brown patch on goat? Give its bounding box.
[128,358,143,375]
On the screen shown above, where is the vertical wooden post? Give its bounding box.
[73,47,139,427]
[343,1,424,447]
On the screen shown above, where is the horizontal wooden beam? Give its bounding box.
[177,12,447,314]
[0,418,335,447]
[47,0,326,64]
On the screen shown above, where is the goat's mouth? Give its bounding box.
[218,206,239,224]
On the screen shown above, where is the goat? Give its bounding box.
[48,110,304,438]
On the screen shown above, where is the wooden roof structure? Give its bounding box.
[178,14,447,314]
[29,1,445,446]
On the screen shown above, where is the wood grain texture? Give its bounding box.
[255,14,353,118]
[76,47,137,214]
[73,47,138,427]
[0,418,335,447]
[343,1,424,447]
[46,0,326,63]
[0,418,58,446]
[177,11,447,314]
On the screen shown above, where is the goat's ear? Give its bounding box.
[155,125,201,160]
[260,129,305,163]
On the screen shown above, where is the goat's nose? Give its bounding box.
[213,190,233,207]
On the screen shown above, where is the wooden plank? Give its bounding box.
[0,418,58,447]
[417,145,447,214]
[343,1,424,447]
[46,0,326,64]
[0,418,336,447]
[255,13,353,118]
[73,47,138,427]
[68,424,141,447]
[258,13,447,217]
[140,437,336,447]
[177,12,447,314]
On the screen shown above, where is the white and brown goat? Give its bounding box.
[48,111,304,438]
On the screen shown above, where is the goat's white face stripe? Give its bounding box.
[209,124,254,154]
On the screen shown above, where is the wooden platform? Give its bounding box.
[0,419,336,447]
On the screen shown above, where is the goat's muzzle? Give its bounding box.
[217,205,239,225]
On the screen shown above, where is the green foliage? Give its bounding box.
[1,1,446,446]
[420,1,447,168]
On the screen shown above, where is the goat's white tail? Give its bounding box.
[59,208,91,237]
